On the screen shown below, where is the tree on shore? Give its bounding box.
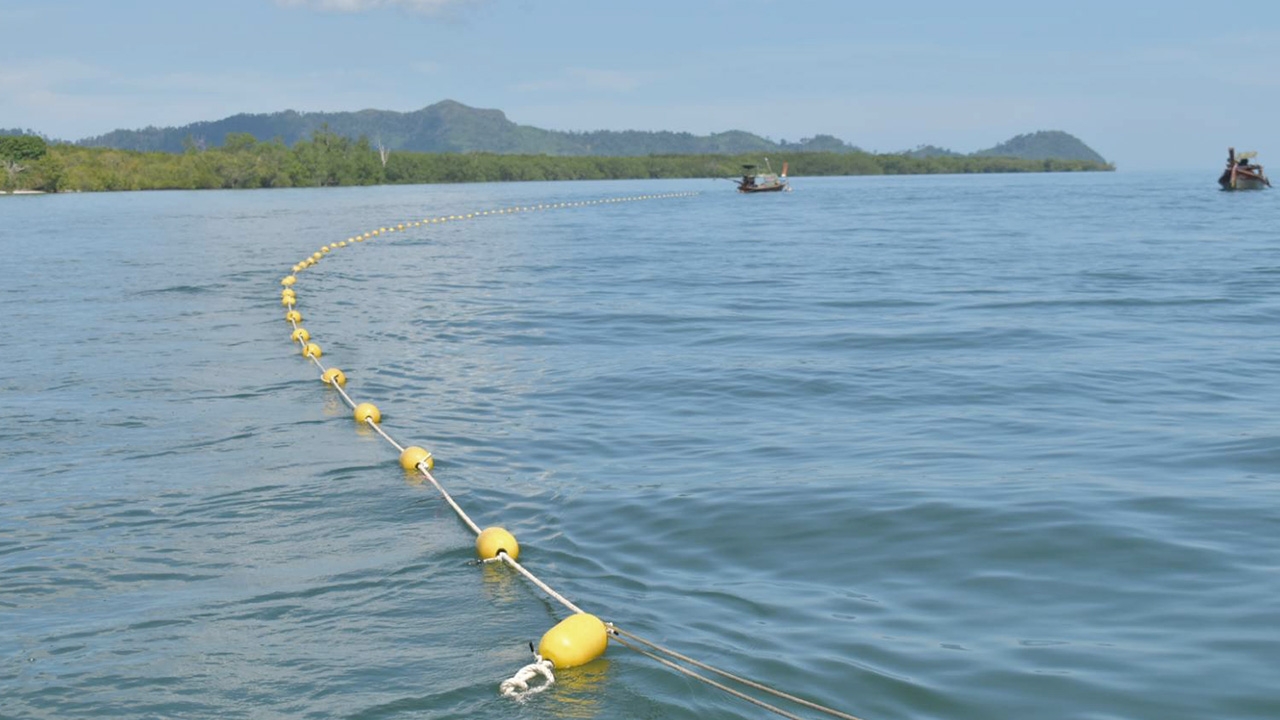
[3,131,1114,193]
[1,135,49,190]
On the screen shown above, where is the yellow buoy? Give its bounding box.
[476,526,519,561]
[285,310,303,323]
[282,296,296,307]
[281,275,296,287]
[321,246,330,253]
[538,614,608,669]
[321,368,347,387]
[290,327,310,342]
[302,342,322,358]
[353,402,381,424]
[281,289,296,300]
[399,446,434,472]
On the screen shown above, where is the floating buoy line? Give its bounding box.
[279,192,864,720]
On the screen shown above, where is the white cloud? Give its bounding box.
[274,0,478,14]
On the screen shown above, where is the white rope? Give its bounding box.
[611,626,866,720]
[498,655,555,700]
[610,634,809,720]
[497,552,586,615]
[417,467,483,536]
[331,382,358,410]
[365,416,405,453]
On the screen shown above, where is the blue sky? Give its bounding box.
[2,0,1277,170]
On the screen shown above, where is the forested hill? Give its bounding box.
[973,131,1107,163]
[902,132,1107,163]
[73,100,1108,163]
[76,100,826,156]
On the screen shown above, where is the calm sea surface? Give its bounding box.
[2,172,1279,720]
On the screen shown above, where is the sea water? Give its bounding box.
[2,172,1278,719]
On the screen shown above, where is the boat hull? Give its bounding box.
[1220,175,1270,191]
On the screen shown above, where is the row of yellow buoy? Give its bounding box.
[283,278,433,469]
[278,189,871,717]
[281,192,700,277]
[280,192,698,675]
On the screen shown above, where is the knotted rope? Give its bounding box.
[499,646,556,700]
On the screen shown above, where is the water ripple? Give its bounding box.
[4,175,1280,719]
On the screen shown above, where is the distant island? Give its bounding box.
[1,101,1112,193]
[40,100,1109,163]
[903,131,1109,165]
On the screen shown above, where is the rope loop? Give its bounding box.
[499,652,555,701]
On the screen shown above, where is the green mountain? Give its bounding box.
[76,100,810,156]
[72,100,1106,163]
[973,130,1106,163]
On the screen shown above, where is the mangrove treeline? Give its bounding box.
[2,130,1113,193]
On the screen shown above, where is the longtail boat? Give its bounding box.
[737,159,790,193]
[1219,147,1271,190]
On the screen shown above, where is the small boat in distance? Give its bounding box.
[737,158,790,193]
[1219,147,1271,190]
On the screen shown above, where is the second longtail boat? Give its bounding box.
[1219,147,1271,190]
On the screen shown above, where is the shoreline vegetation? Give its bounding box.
[3,130,1114,194]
